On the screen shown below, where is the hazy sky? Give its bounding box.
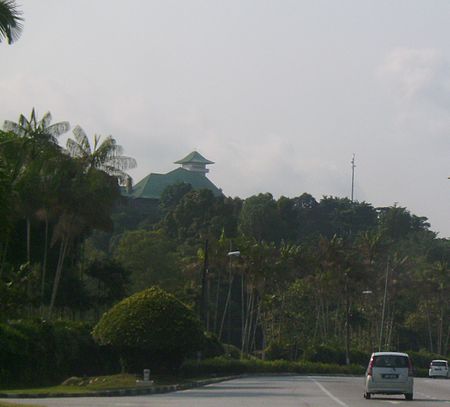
[2,1,450,236]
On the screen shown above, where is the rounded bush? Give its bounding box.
[92,286,204,372]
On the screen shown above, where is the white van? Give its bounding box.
[429,360,449,378]
[364,352,414,400]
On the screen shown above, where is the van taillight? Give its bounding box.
[408,359,413,377]
[368,358,374,376]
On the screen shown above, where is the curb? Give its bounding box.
[0,376,239,399]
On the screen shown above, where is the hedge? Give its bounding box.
[0,319,119,388]
[180,356,365,377]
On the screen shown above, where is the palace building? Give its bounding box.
[124,151,223,200]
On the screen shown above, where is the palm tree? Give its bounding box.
[3,109,70,263]
[47,126,135,318]
[0,0,23,44]
[47,157,122,318]
[66,125,137,185]
[3,109,70,311]
[3,108,70,146]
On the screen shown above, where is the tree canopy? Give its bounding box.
[0,0,22,44]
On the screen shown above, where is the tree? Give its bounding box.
[161,189,240,242]
[92,287,204,372]
[160,182,193,212]
[378,205,431,240]
[277,193,319,242]
[85,258,129,315]
[0,133,14,253]
[48,162,121,317]
[113,229,180,294]
[0,0,22,44]
[164,189,217,240]
[239,193,282,243]
[316,196,377,240]
[2,109,70,264]
[66,125,137,185]
[3,108,69,147]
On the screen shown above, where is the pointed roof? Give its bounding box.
[129,168,223,199]
[174,151,214,165]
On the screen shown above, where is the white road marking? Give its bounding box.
[417,391,435,399]
[310,378,349,407]
[416,391,450,404]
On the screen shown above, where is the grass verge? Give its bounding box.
[0,374,144,394]
[0,373,224,395]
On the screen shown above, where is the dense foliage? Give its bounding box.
[0,108,449,385]
[92,286,205,371]
[0,319,118,387]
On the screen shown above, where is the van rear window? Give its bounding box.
[373,355,408,368]
[431,361,447,367]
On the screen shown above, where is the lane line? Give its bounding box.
[309,378,350,407]
[416,391,450,404]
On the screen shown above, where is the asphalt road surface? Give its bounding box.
[3,375,450,407]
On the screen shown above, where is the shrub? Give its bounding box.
[0,319,118,388]
[265,341,290,361]
[301,344,369,366]
[0,323,28,386]
[92,286,205,372]
[349,349,371,366]
[201,332,225,358]
[406,349,446,370]
[305,344,346,364]
[180,356,365,377]
[222,343,241,359]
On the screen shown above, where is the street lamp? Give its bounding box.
[362,290,374,350]
[219,250,241,341]
[379,259,390,352]
[227,251,245,356]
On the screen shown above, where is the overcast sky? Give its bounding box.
[2,1,450,236]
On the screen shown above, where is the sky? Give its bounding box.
[2,1,450,236]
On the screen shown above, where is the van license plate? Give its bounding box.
[382,374,398,379]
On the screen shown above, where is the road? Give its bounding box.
[2,375,450,407]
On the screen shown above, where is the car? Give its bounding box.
[429,360,449,378]
[364,351,414,401]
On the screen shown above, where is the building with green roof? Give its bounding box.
[125,151,223,200]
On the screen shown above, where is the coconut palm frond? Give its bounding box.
[3,119,26,137]
[0,0,23,44]
[66,127,136,183]
[3,119,18,132]
[94,136,117,162]
[46,121,70,137]
[17,113,29,129]
[71,125,91,155]
[113,155,137,171]
[41,111,52,129]
[66,138,86,159]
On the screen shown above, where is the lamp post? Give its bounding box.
[200,239,209,330]
[379,258,389,352]
[218,250,240,341]
[362,290,373,350]
[228,251,241,347]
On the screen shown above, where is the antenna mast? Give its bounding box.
[351,154,356,202]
